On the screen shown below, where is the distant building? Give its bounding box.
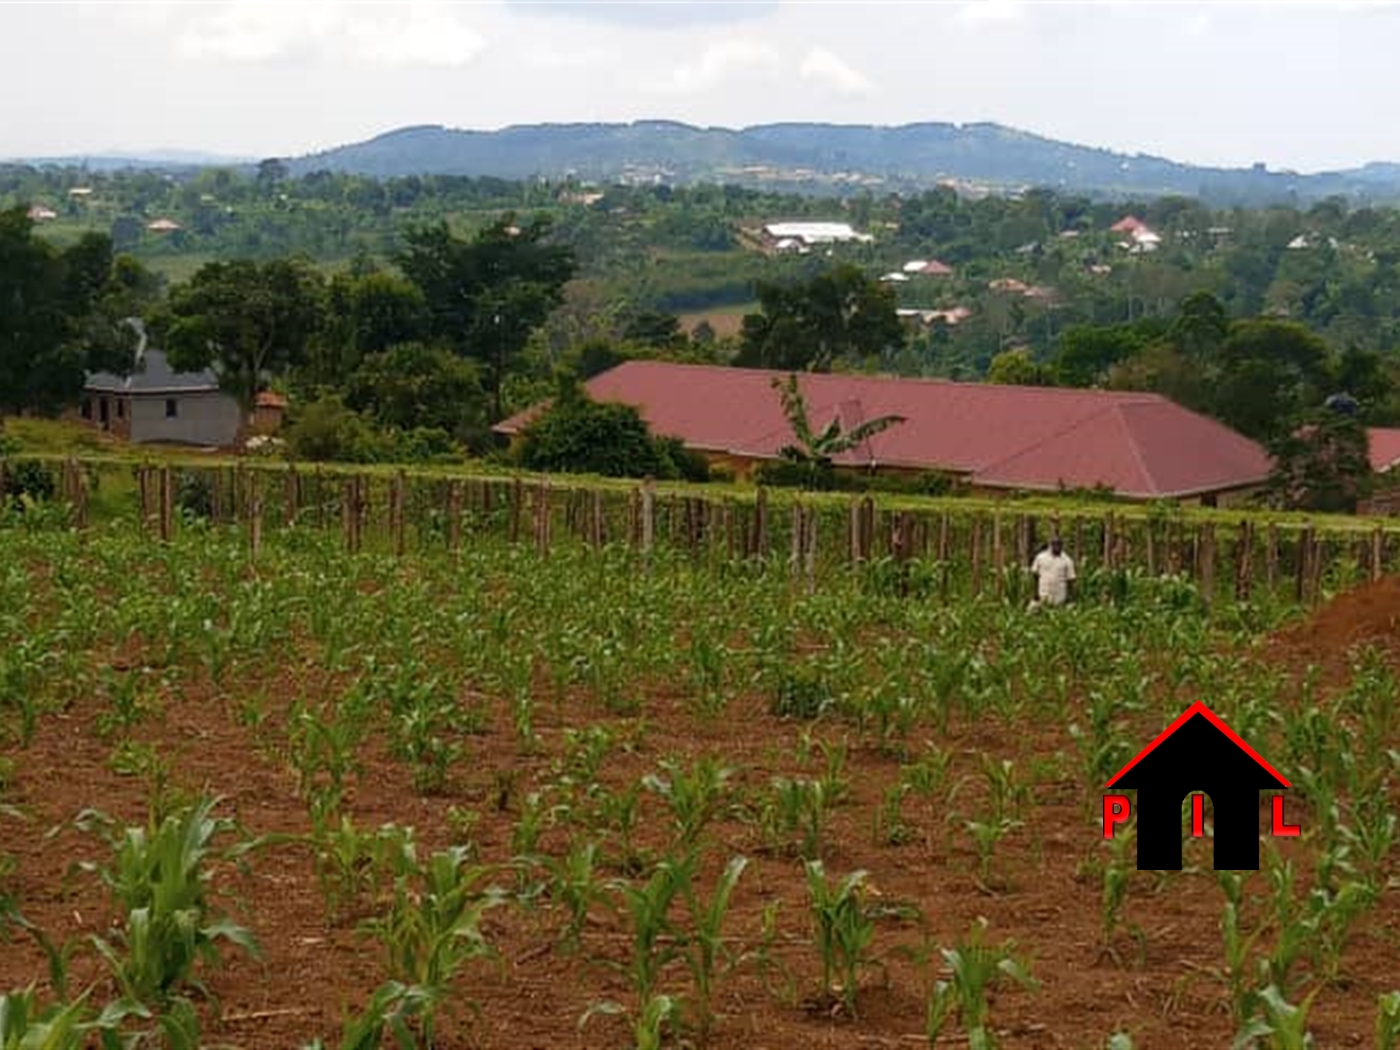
[897,306,972,328]
[761,221,873,248]
[146,218,182,233]
[26,205,57,222]
[82,347,242,448]
[902,258,953,276]
[495,361,1272,503]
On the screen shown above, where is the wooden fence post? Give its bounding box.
[447,481,463,553]
[790,502,805,578]
[509,477,524,545]
[159,466,174,543]
[1198,522,1216,607]
[1372,525,1384,582]
[992,512,1005,596]
[534,479,551,555]
[1235,519,1253,602]
[970,515,984,597]
[249,474,263,560]
[753,487,768,559]
[804,502,818,592]
[848,500,863,564]
[284,465,299,527]
[1309,533,1326,606]
[641,480,656,556]
[391,470,407,557]
[1296,526,1314,604]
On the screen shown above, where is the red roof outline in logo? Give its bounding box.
[1104,700,1291,789]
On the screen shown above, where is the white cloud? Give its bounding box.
[520,43,617,71]
[343,7,486,68]
[662,38,781,92]
[799,47,873,97]
[171,2,486,67]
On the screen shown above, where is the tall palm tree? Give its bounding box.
[771,374,905,489]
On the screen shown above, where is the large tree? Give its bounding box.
[736,264,903,372]
[1211,319,1331,440]
[1267,409,1373,513]
[163,258,326,412]
[0,209,143,416]
[345,341,485,441]
[397,214,575,421]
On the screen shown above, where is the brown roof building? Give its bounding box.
[497,362,1271,503]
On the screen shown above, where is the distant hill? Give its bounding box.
[287,121,1400,204]
[9,149,254,173]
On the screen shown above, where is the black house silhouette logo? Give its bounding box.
[1103,701,1296,870]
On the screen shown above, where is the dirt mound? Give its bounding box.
[1273,574,1400,677]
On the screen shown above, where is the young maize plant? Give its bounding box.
[924,917,1038,1050]
[681,855,748,1037]
[1378,991,1400,1050]
[77,797,260,1006]
[531,836,611,951]
[360,846,506,1046]
[0,987,92,1050]
[301,981,438,1050]
[804,861,876,1016]
[608,849,699,1007]
[642,756,735,849]
[1231,984,1318,1050]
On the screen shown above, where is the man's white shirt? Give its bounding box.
[1031,550,1076,605]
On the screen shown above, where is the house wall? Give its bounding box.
[250,404,285,436]
[74,393,131,440]
[129,391,242,447]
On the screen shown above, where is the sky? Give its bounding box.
[3,0,1399,172]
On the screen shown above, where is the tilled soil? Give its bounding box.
[2,640,1395,1050]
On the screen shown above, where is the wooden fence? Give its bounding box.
[4,457,1397,606]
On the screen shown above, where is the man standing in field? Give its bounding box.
[1029,535,1076,610]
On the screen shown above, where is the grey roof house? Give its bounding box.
[83,346,243,448]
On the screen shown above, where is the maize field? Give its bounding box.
[2,496,1400,1049]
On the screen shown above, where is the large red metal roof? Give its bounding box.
[496,361,1272,499]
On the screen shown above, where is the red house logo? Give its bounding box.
[1102,701,1300,870]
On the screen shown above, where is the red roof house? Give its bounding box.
[1110,215,1149,234]
[496,362,1271,501]
[1367,427,1400,473]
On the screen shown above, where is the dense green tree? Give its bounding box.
[1052,325,1146,386]
[1211,319,1331,440]
[986,348,1056,386]
[620,309,686,349]
[398,214,575,421]
[736,264,902,372]
[163,258,326,412]
[1266,409,1373,512]
[0,209,140,415]
[1171,291,1230,360]
[345,342,485,440]
[516,377,691,479]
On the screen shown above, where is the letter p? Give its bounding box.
[1103,794,1131,839]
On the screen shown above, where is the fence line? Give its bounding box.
[4,456,1399,605]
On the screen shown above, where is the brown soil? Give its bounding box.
[1272,574,1400,680]
[1,648,1394,1048]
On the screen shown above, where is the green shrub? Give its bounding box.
[516,382,682,480]
[1,459,57,508]
[285,395,389,464]
[175,471,214,519]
